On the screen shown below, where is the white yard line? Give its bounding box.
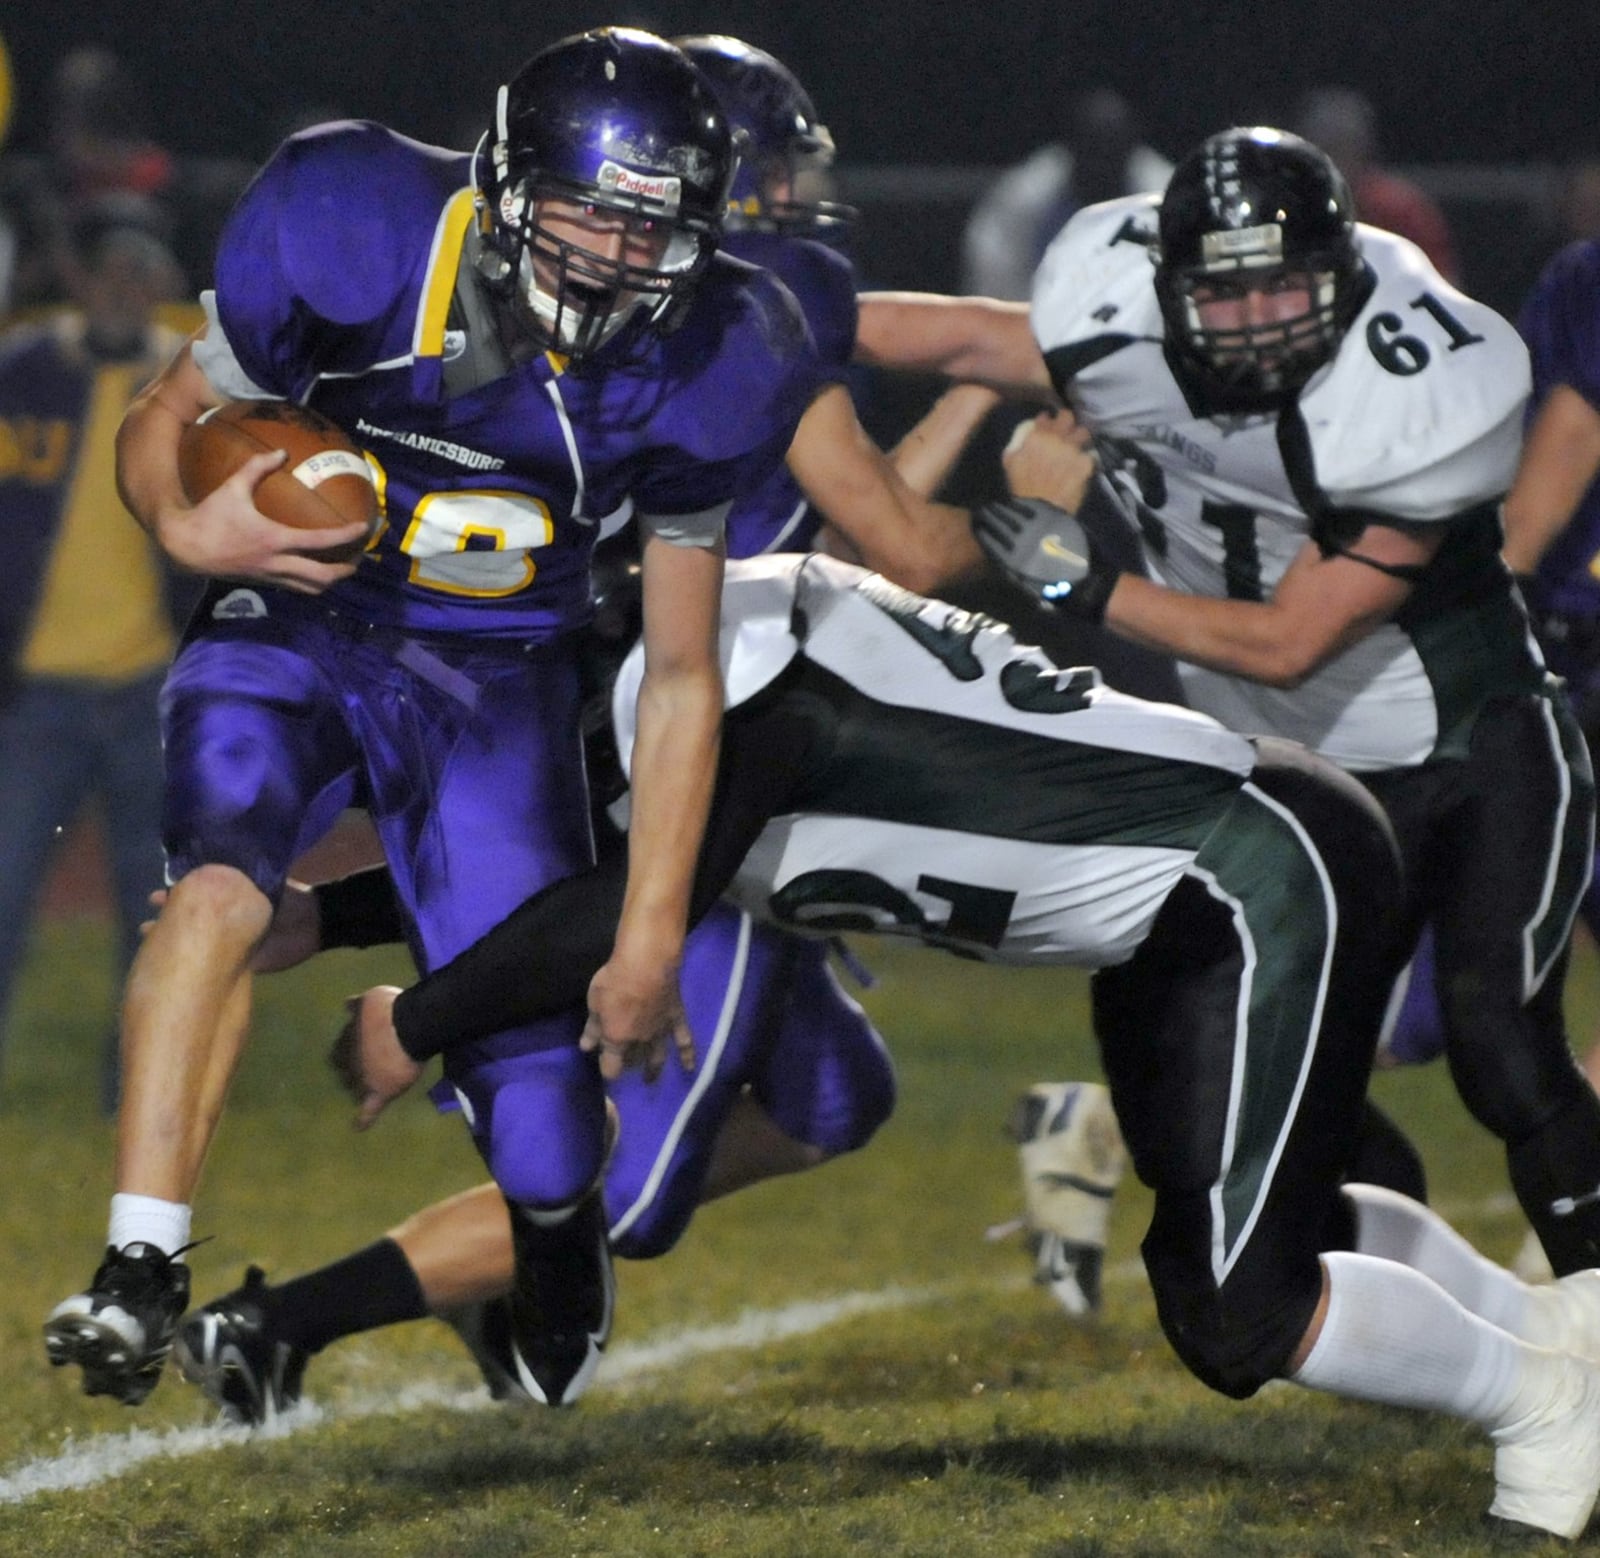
[0,1193,1528,1505]
[0,1283,943,1504]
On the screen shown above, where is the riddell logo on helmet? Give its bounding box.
[597,161,681,214]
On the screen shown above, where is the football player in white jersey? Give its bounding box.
[282,553,1600,1541]
[855,126,1600,1290]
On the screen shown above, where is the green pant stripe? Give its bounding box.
[1527,692,1596,995]
[1193,782,1337,1281]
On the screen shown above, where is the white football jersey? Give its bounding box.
[1031,196,1536,771]
[613,553,1261,967]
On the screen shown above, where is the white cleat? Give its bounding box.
[1512,1227,1554,1285]
[1489,1354,1600,1541]
[1006,1081,1127,1319]
[1527,1268,1600,1365]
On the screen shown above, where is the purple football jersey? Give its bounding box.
[1519,239,1600,621]
[209,121,821,640]
[718,230,856,558]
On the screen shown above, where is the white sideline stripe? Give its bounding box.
[0,1193,1527,1506]
[0,1284,938,1505]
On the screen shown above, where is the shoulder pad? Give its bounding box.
[723,232,858,372]
[1304,228,1528,518]
[664,257,820,443]
[1031,194,1162,360]
[218,123,469,334]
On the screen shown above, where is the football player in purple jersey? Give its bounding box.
[42,28,823,1413]
[170,34,1012,1428]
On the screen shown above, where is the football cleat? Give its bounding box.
[504,1186,614,1407]
[1005,1081,1128,1319]
[1525,1267,1600,1365]
[43,1243,192,1405]
[174,1265,308,1426]
[1511,1227,1554,1286]
[1488,1354,1600,1540]
[437,1297,532,1405]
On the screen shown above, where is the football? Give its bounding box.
[177,400,381,564]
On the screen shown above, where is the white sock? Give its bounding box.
[1345,1182,1533,1336]
[108,1194,192,1259]
[1344,1182,1598,1354]
[1292,1250,1559,1431]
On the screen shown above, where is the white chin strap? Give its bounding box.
[517,252,649,351]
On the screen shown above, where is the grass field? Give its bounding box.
[0,917,1588,1556]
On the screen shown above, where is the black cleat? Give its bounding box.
[504,1187,614,1407]
[437,1296,531,1404]
[174,1265,308,1426]
[44,1243,192,1405]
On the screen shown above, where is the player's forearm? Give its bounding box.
[393,865,627,1061]
[1104,574,1337,688]
[788,385,981,595]
[889,383,1001,497]
[854,292,1051,397]
[613,661,722,968]
[117,337,218,541]
[117,375,196,542]
[1500,384,1600,574]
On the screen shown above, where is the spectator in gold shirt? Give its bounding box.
[0,201,190,1109]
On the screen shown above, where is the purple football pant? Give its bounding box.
[160,599,605,1207]
[605,904,896,1259]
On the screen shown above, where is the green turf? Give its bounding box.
[0,920,1579,1555]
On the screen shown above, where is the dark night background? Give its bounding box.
[7,0,1598,312]
[5,1,1595,173]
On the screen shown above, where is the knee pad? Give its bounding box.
[754,947,896,1155]
[1144,1225,1323,1400]
[455,1058,608,1210]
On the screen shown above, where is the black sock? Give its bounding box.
[266,1237,429,1356]
[1508,1090,1600,1277]
[1345,1098,1429,1204]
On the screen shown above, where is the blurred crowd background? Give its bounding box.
[3,2,1599,321]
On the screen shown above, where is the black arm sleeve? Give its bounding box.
[314,866,408,949]
[391,671,826,1064]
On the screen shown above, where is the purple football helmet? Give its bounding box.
[476,28,736,362]
[674,35,855,238]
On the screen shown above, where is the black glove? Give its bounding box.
[971,495,1121,623]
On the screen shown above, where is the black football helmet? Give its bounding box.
[1154,126,1369,408]
[674,35,855,238]
[475,28,736,362]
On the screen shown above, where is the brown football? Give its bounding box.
[177,400,381,564]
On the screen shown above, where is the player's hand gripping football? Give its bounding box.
[159,448,370,594]
[328,985,420,1128]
